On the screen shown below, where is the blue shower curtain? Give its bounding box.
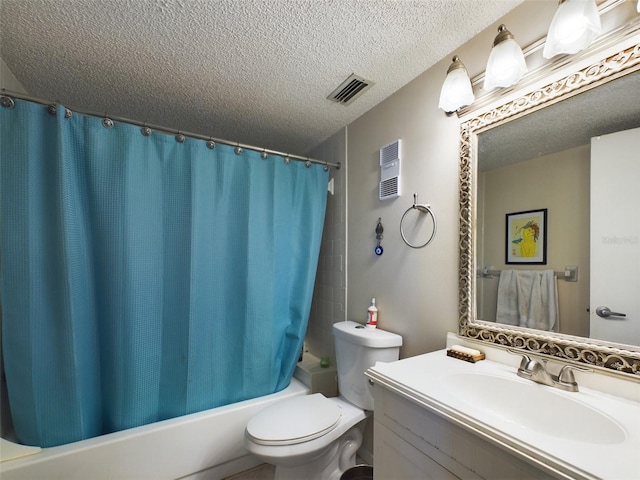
[0,100,328,447]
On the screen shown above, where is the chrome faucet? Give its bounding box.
[510,351,591,392]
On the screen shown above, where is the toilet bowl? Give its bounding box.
[244,321,402,480]
[246,394,367,479]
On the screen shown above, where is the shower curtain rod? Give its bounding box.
[0,89,341,170]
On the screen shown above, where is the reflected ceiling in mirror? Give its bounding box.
[478,70,640,171]
[458,40,640,376]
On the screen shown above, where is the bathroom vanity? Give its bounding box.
[366,336,640,480]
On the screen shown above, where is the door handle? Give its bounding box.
[595,306,626,318]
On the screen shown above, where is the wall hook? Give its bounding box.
[375,217,384,256]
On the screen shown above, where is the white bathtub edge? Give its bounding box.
[0,439,42,463]
[0,378,309,480]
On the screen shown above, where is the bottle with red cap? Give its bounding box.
[366,298,378,329]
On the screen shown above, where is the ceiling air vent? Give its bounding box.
[327,74,374,105]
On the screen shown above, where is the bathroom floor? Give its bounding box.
[224,463,275,480]
[225,457,368,480]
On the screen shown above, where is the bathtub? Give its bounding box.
[0,378,309,480]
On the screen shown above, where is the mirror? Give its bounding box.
[458,39,640,375]
[477,70,640,342]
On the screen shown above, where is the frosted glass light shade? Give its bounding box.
[484,25,527,90]
[543,0,601,59]
[439,56,474,113]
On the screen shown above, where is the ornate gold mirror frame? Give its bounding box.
[458,40,640,376]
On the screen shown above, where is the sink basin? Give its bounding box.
[443,372,626,445]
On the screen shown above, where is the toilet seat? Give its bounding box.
[246,394,342,446]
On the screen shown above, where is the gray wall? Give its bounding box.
[306,129,347,363]
[305,1,564,360]
[477,145,591,338]
[0,56,26,93]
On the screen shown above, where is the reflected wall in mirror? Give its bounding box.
[458,40,640,375]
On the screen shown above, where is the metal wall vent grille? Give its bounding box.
[327,74,374,105]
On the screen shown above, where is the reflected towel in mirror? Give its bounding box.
[496,270,559,332]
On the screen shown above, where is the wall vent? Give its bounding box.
[379,140,401,200]
[380,177,399,199]
[327,74,374,105]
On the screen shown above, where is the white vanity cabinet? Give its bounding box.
[372,384,555,480]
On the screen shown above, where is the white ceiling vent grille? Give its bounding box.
[379,140,401,200]
[327,74,374,105]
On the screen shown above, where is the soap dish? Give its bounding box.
[446,346,485,363]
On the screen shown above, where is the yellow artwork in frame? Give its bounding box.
[505,208,547,264]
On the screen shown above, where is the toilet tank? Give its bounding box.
[332,321,402,410]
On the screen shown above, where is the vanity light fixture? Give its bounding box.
[438,56,474,113]
[484,24,528,90]
[543,0,602,59]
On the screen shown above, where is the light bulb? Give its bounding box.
[439,56,474,113]
[543,0,601,59]
[484,25,527,90]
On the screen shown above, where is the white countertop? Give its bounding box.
[366,349,640,480]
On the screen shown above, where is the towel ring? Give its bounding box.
[400,194,437,249]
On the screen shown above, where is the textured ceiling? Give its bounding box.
[0,0,522,156]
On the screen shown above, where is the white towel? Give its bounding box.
[496,270,559,332]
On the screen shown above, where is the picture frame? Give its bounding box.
[505,208,547,264]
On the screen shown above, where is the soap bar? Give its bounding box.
[450,345,481,357]
[446,344,485,363]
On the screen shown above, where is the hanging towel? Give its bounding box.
[496,270,559,332]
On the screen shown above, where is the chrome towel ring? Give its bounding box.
[400,194,437,249]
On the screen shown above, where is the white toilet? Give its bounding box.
[244,321,402,480]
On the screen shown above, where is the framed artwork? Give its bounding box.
[505,208,547,264]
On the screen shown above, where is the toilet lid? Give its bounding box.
[246,394,342,446]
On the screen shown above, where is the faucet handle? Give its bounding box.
[557,364,592,391]
[558,364,592,382]
[518,354,531,371]
[506,349,534,372]
[558,365,577,384]
[507,349,529,365]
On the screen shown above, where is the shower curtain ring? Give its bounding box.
[261,150,268,160]
[48,104,57,115]
[323,161,329,172]
[102,117,114,128]
[234,145,243,155]
[206,138,216,149]
[175,132,185,143]
[0,95,15,108]
[284,156,291,165]
[141,125,152,137]
[305,158,311,168]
